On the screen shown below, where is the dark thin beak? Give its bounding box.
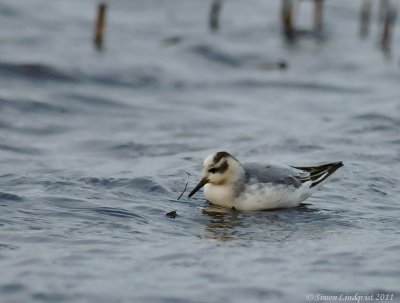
[188,177,209,198]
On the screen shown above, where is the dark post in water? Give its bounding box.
[281,0,295,41]
[94,3,107,50]
[209,0,223,32]
[381,5,397,53]
[313,0,324,34]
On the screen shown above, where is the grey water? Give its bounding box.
[1,1,400,302]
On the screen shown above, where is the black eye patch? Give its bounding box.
[208,160,229,174]
[208,167,218,174]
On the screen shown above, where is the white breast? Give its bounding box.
[204,183,235,209]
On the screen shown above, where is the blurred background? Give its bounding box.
[0,1,399,302]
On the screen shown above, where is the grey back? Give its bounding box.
[243,163,308,188]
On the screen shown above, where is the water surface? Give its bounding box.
[0,1,400,302]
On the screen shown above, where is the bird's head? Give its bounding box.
[188,151,243,197]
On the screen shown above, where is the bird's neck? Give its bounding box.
[227,162,246,185]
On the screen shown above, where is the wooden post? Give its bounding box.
[360,0,372,38]
[94,3,107,50]
[313,0,324,34]
[209,0,223,32]
[281,0,295,41]
[381,5,397,53]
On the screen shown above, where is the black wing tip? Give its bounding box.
[292,161,344,172]
[310,161,343,188]
[333,161,344,169]
[293,161,343,188]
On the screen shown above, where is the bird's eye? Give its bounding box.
[208,168,218,174]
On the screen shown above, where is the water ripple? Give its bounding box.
[0,142,41,155]
[110,142,190,158]
[90,207,149,223]
[0,62,77,82]
[232,79,366,93]
[0,192,23,201]
[189,44,241,67]
[0,96,71,114]
[80,177,168,194]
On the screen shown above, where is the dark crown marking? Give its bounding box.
[218,160,229,173]
[213,151,231,164]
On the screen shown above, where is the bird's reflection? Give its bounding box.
[201,205,241,241]
[201,203,325,242]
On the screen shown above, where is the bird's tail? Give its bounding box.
[292,161,343,188]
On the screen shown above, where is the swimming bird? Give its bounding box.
[188,151,343,211]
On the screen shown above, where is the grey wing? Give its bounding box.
[243,163,309,188]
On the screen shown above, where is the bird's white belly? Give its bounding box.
[234,183,305,210]
[204,182,312,211]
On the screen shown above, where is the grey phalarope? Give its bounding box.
[188,151,343,211]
